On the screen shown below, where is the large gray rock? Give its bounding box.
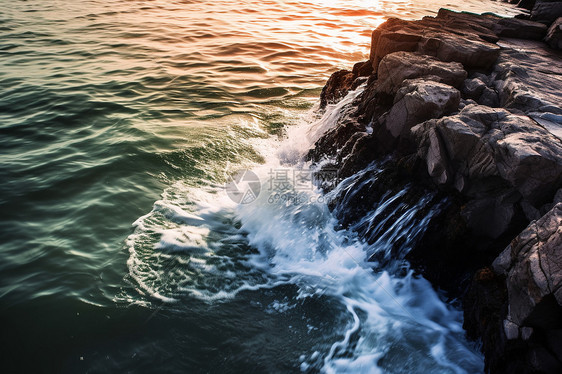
[376,52,467,95]
[412,104,562,236]
[385,78,460,138]
[546,17,562,49]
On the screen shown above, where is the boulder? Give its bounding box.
[385,78,460,138]
[461,77,487,100]
[436,8,546,40]
[376,52,467,96]
[546,17,562,49]
[412,104,562,236]
[531,2,562,24]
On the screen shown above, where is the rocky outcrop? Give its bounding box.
[309,7,562,373]
[412,105,562,237]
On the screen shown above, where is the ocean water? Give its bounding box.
[1,1,522,373]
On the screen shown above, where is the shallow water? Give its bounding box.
[1,1,522,372]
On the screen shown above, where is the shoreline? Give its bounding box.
[308,5,562,373]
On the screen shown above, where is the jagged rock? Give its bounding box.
[412,104,562,236]
[385,78,460,138]
[478,87,500,107]
[531,2,562,24]
[319,70,355,108]
[311,10,562,371]
[376,52,467,95]
[485,203,562,372]
[493,203,562,325]
[546,17,562,49]
[436,8,546,40]
[369,18,501,73]
[494,38,562,115]
[495,16,548,39]
[461,77,487,100]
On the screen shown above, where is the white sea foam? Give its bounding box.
[124,88,483,372]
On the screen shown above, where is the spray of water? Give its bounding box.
[124,86,484,373]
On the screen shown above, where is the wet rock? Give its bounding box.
[413,105,562,204]
[412,104,562,238]
[311,9,562,371]
[475,203,562,373]
[546,17,562,49]
[437,8,546,40]
[385,78,460,138]
[320,70,355,108]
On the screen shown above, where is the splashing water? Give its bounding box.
[124,86,484,373]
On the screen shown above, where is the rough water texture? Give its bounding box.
[308,5,562,374]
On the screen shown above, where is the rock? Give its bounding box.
[479,204,562,372]
[369,17,501,73]
[320,70,355,108]
[518,0,537,11]
[495,16,548,40]
[478,87,500,107]
[531,2,562,24]
[461,77,487,100]
[502,203,562,326]
[412,104,562,236]
[376,52,467,96]
[494,38,562,115]
[546,17,562,49]
[385,78,460,138]
[437,8,546,40]
[504,319,520,340]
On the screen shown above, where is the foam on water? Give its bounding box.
[124,88,484,373]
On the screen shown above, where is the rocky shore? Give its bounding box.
[307,3,562,373]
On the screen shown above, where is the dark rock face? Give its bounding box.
[319,60,373,109]
[309,8,562,373]
[465,204,562,373]
[546,17,562,49]
[493,203,562,329]
[412,105,562,234]
[531,2,562,24]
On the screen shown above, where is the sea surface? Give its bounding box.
[1,1,522,373]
